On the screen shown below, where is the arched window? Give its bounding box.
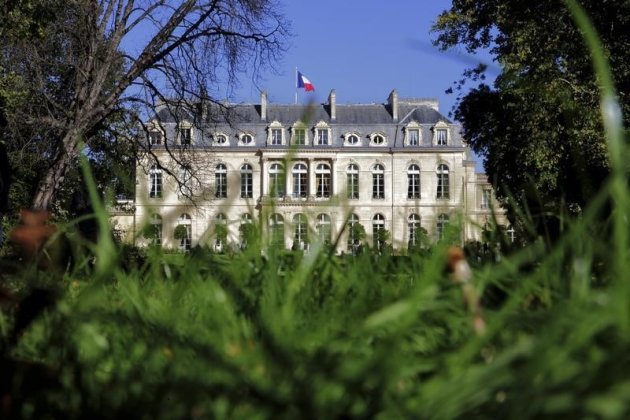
[268,163,285,197]
[148,213,162,246]
[436,213,449,240]
[347,213,361,251]
[239,213,254,250]
[315,163,331,198]
[149,164,162,198]
[408,214,421,248]
[407,164,421,199]
[215,163,227,198]
[269,213,285,248]
[346,164,359,199]
[316,214,331,242]
[372,213,386,249]
[214,213,228,250]
[240,164,253,198]
[178,213,192,251]
[372,164,385,199]
[292,163,308,198]
[436,164,450,199]
[293,214,308,248]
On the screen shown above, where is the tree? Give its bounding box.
[1,0,289,210]
[432,0,629,238]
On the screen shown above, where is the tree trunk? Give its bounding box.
[31,131,81,210]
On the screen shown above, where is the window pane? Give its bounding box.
[409,129,419,146]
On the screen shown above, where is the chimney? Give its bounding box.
[328,89,336,121]
[387,89,398,122]
[260,90,267,121]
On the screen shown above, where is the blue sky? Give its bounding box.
[229,0,497,171]
[233,0,496,121]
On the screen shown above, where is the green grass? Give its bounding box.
[1,2,629,418]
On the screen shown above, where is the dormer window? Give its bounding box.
[314,121,331,146]
[433,121,450,146]
[213,133,229,146]
[344,132,361,146]
[369,133,387,147]
[238,132,254,146]
[178,122,193,145]
[436,129,447,145]
[404,121,421,146]
[148,131,163,145]
[267,121,285,146]
[291,123,308,145]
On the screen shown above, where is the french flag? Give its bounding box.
[297,71,315,92]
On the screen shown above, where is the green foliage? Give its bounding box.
[214,223,228,243]
[432,0,629,239]
[173,225,189,241]
[2,3,630,419]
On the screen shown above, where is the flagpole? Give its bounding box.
[294,66,298,104]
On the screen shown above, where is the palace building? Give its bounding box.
[111,90,507,252]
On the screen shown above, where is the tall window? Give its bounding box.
[436,128,448,146]
[268,163,285,197]
[293,128,306,145]
[347,213,360,251]
[178,213,192,251]
[293,214,308,246]
[407,164,421,199]
[436,214,449,240]
[506,225,516,243]
[179,164,193,197]
[436,164,450,199]
[408,129,419,146]
[271,128,282,145]
[372,214,385,249]
[346,164,359,199]
[481,188,492,209]
[149,164,162,198]
[179,127,192,145]
[240,164,253,198]
[372,164,385,199]
[148,130,162,145]
[215,163,227,198]
[315,163,331,198]
[316,214,331,242]
[148,213,162,246]
[269,213,285,248]
[316,128,329,145]
[292,163,308,198]
[408,214,421,248]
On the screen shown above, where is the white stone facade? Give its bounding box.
[114,90,506,252]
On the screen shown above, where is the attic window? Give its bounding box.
[148,131,162,145]
[369,133,387,146]
[241,134,253,145]
[179,127,192,145]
